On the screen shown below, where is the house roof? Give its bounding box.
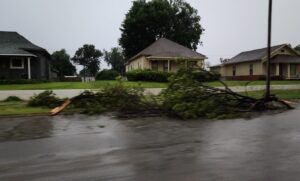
[210,64,222,68]
[0,31,49,56]
[224,44,287,65]
[271,55,300,64]
[128,38,206,62]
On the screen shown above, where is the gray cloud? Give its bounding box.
[1,0,299,68]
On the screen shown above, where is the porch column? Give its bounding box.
[27,57,31,80]
[287,63,291,79]
[167,60,170,72]
[275,64,280,76]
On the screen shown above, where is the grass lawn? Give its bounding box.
[0,81,167,90]
[1,80,300,90]
[0,101,50,116]
[242,89,300,100]
[207,80,300,87]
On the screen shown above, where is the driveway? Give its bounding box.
[1,84,300,100]
[1,107,300,180]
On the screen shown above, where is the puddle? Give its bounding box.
[0,119,52,142]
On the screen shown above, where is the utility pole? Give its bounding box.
[265,0,272,100]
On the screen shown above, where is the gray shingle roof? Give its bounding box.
[129,38,206,61]
[271,55,300,64]
[0,31,47,56]
[225,44,287,64]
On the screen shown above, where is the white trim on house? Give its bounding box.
[10,57,25,69]
[0,54,37,57]
[27,57,31,79]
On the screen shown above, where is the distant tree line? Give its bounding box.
[50,45,125,81]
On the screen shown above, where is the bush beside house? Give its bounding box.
[126,70,173,82]
[96,69,120,80]
[0,79,49,85]
[192,71,221,82]
[126,69,221,83]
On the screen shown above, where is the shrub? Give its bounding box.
[62,76,82,82]
[161,68,245,119]
[258,75,284,81]
[72,80,146,114]
[126,69,173,82]
[192,71,221,82]
[28,90,62,108]
[0,79,49,85]
[96,69,120,80]
[3,96,23,102]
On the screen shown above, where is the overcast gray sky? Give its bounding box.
[1,0,299,67]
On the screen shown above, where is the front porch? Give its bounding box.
[268,55,300,79]
[270,63,300,79]
[0,56,35,80]
[149,59,202,73]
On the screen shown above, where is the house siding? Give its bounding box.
[212,46,300,80]
[0,53,51,80]
[126,56,150,71]
[32,51,51,80]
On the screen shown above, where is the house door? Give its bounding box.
[290,64,297,78]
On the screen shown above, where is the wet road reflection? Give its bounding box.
[1,109,300,180]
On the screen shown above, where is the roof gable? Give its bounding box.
[0,31,48,56]
[129,38,206,61]
[225,44,287,64]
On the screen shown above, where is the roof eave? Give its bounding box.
[147,56,206,60]
[0,54,37,57]
[224,59,261,65]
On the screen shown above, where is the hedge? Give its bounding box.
[126,70,173,82]
[0,79,49,85]
[192,71,221,82]
[96,69,120,80]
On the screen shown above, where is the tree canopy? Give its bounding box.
[104,47,126,74]
[295,45,300,52]
[51,49,76,80]
[72,44,103,78]
[119,0,204,59]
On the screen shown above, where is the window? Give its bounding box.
[188,61,197,68]
[232,65,236,76]
[152,61,158,71]
[249,64,253,76]
[10,57,24,69]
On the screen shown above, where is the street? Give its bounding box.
[1,108,300,180]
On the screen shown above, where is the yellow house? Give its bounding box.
[210,44,300,80]
[125,38,207,72]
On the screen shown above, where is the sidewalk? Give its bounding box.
[0,85,300,100]
[0,88,163,100]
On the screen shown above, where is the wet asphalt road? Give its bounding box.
[1,108,300,181]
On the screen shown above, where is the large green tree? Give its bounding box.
[119,0,204,59]
[104,47,126,74]
[72,44,103,79]
[51,49,76,80]
[295,45,300,52]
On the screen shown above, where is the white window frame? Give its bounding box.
[10,57,24,69]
